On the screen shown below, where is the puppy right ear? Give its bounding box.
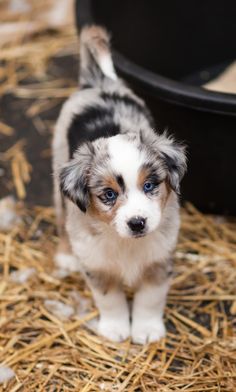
[59,142,94,213]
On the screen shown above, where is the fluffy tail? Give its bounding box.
[79,25,117,87]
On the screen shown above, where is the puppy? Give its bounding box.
[52,25,186,344]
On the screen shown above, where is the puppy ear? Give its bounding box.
[157,133,187,193]
[59,142,94,212]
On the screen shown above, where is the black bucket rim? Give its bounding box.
[76,0,236,116]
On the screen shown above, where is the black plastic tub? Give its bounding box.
[76,0,236,215]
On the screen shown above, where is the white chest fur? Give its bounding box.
[66,197,179,287]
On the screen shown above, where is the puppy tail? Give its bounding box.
[79,25,117,86]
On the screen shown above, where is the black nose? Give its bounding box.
[127,216,146,233]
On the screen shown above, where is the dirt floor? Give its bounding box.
[0,1,235,391]
[0,54,77,206]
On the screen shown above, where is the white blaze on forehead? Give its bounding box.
[108,135,145,189]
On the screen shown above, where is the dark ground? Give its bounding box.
[0,54,78,206]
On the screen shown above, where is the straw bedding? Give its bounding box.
[0,1,235,390]
[0,203,235,391]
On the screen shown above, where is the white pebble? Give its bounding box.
[9,0,31,13]
[0,196,20,231]
[86,317,98,332]
[44,299,74,320]
[52,269,70,279]
[70,291,92,316]
[10,268,36,284]
[0,365,15,384]
[70,291,97,331]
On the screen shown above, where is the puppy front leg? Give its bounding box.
[131,264,171,344]
[131,281,169,344]
[85,272,130,342]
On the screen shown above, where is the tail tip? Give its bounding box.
[80,24,110,45]
[79,24,117,82]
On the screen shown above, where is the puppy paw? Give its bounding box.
[98,317,130,342]
[131,317,166,344]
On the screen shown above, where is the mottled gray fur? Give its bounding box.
[52,25,187,344]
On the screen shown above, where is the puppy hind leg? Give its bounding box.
[53,178,80,272]
[54,233,80,272]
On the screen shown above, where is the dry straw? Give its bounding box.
[0,1,235,390]
[0,203,235,391]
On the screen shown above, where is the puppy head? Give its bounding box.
[60,131,186,238]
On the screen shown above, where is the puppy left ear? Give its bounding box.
[157,133,187,193]
[59,142,94,212]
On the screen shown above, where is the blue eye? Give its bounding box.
[143,182,155,193]
[104,189,117,201]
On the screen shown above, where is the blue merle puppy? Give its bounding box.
[52,25,186,344]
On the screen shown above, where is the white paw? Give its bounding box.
[131,317,166,344]
[54,252,80,272]
[98,317,130,342]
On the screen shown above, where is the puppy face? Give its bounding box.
[60,132,186,238]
